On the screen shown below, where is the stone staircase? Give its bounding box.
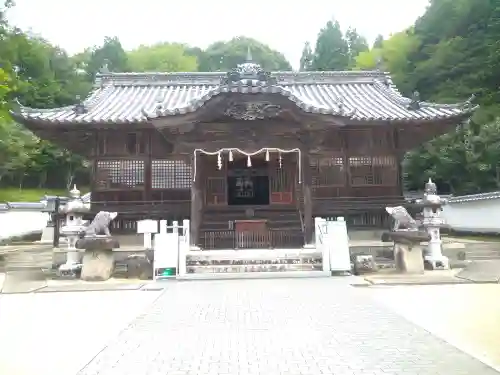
[199,206,304,249]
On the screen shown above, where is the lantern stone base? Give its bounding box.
[58,262,82,279]
[76,237,119,281]
[424,255,450,270]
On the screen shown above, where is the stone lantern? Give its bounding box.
[418,178,450,270]
[58,185,89,277]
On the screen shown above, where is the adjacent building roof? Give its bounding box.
[11,61,477,125]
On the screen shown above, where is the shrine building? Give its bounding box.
[11,59,476,250]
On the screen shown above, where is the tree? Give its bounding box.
[398,0,500,193]
[373,34,384,49]
[345,27,369,67]
[353,31,420,94]
[127,43,198,72]
[86,37,129,78]
[299,42,313,71]
[310,20,349,71]
[201,37,292,72]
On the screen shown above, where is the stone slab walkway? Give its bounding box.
[77,278,497,375]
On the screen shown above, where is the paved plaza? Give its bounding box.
[75,278,498,375]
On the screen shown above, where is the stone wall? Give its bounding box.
[0,203,49,243]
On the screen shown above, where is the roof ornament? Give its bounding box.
[408,91,421,110]
[246,46,253,62]
[221,46,276,86]
[337,97,345,115]
[461,94,476,109]
[375,55,383,71]
[424,178,437,196]
[99,60,110,74]
[73,95,87,115]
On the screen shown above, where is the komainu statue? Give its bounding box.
[79,211,118,238]
[385,206,419,231]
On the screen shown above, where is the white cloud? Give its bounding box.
[7,0,429,69]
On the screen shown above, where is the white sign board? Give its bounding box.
[326,218,351,272]
[137,219,158,234]
[153,232,179,278]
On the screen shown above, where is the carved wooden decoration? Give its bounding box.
[224,101,282,120]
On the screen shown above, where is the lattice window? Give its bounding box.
[95,160,145,189]
[311,156,345,187]
[151,159,192,189]
[349,156,397,186]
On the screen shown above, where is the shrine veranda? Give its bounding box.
[12,60,476,250]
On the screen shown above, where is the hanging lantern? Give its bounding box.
[278,153,282,168]
[217,152,222,170]
[247,155,252,167]
[265,149,270,162]
[229,149,234,162]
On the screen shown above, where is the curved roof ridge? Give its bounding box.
[12,99,75,114]
[11,85,113,116]
[372,80,477,112]
[94,69,391,86]
[142,82,354,120]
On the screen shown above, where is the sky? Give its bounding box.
[7,0,430,69]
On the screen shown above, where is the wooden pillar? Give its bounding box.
[190,152,203,248]
[302,150,313,246]
[144,131,152,201]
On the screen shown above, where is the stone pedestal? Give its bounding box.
[384,230,429,274]
[76,237,119,281]
[394,243,424,274]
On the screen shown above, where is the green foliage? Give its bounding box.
[0,187,87,202]
[311,20,349,71]
[200,37,292,72]
[345,27,369,67]
[391,0,500,193]
[86,36,129,78]
[128,43,198,72]
[299,42,313,71]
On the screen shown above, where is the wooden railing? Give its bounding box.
[200,229,304,250]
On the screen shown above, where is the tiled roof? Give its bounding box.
[448,191,500,203]
[11,65,477,124]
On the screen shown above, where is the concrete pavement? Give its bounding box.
[0,290,162,375]
[76,278,497,375]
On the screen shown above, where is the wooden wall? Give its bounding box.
[89,125,402,205]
